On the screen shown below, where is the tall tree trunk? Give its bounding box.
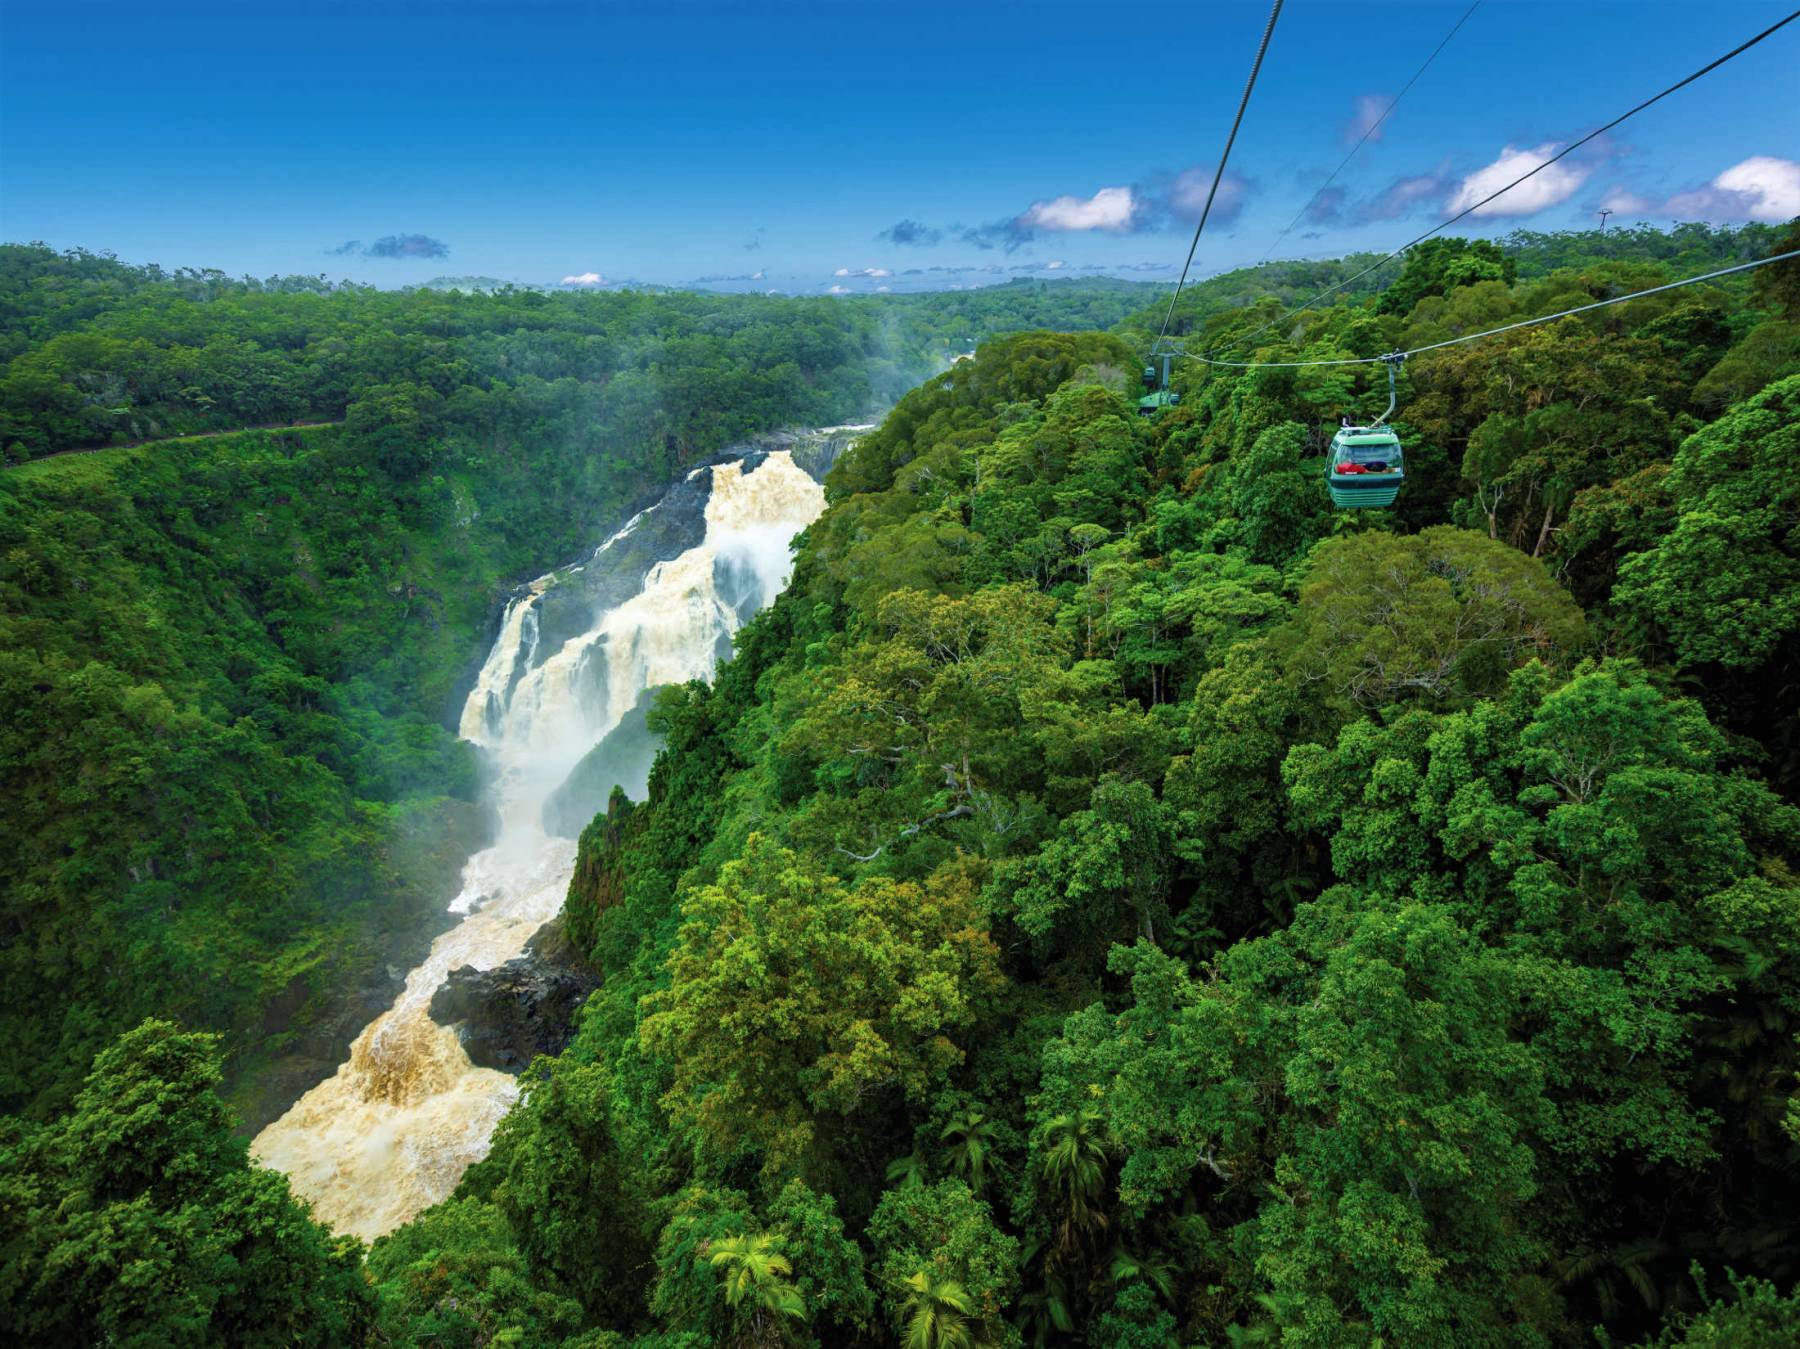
[1531,498,1556,558]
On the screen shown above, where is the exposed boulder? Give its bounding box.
[427,918,599,1071]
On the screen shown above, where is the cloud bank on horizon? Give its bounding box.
[299,100,1794,296]
[6,0,1793,290]
[325,135,1796,296]
[855,71,1796,277]
[843,134,1796,287]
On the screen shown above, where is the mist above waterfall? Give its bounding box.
[252,442,840,1239]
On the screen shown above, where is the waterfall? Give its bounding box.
[251,449,829,1240]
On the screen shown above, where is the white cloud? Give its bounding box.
[1162,169,1248,225]
[1017,184,1138,232]
[1718,157,1800,218]
[1357,169,1450,222]
[1345,93,1390,146]
[752,269,765,280]
[560,271,606,286]
[1598,189,1650,215]
[1667,156,1800,223]
[1447,143,1590,218]
[1044,259,1066,270]
[875,285,891,292]
[833,266,892,278]
[827,284,851,294]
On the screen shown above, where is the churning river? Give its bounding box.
[252,435,857,1239]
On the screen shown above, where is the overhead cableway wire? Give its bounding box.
[1183,248,1800,369]
[1249,1,1481,272]
[1157,0,1285,342]
[1216,8,1800,356]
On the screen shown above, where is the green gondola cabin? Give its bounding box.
[1138,357,1181,417]
[1325,425,1403,507]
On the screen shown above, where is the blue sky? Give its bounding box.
[2,1,1796,293]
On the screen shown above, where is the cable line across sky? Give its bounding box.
[1248,0,1482,274]
[1206,7,1800,358]
[1155,0,1285,342]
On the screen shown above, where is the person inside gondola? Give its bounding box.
[1336,441,1395,474]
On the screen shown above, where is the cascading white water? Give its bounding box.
[252,451,826,1240]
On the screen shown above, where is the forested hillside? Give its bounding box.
[4,222,1800,1346]
[0,245,1160,460]
[0,248,1160,1124]
[393,224,1800,1347]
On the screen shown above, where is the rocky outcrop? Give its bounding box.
[532,464,716,659]
[427,918,599,1072]
[542,685,665,837]
[738,425,866,483]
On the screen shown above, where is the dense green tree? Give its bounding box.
[1613,374,1800,791]
[1750,217,1800,320]
[485,1055,650,1325]
[1038,913,1554,1347]
[869,1179,1021,1346]
[0,1020,372,1346]
[1692,318,1800,411]
[1377,238,1517,317]
[639,835,1003,1175]
[763,1178,876,1340]
[1273,525,1588,720]
[1615,374,1800,669]
[988,775,1172,960]
[365,1198,588,1349]
[642,1180,871,1347]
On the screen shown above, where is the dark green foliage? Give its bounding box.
[486,1055,651,1325]
[868,1179,1020,1342]
[1638,1272,1800,1346]
[0,1020,372,1345]
[1377,236,1517,315]
[6,223,1800,1346]
[1615,373,1800,668]
[0,258,1145,1120]
[365,1198,588,1349]
[522,224,1800,1349]
[989,774,1173,961]
[1614,374,1800,791]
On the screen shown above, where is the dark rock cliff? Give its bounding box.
[427,917,599,1072]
